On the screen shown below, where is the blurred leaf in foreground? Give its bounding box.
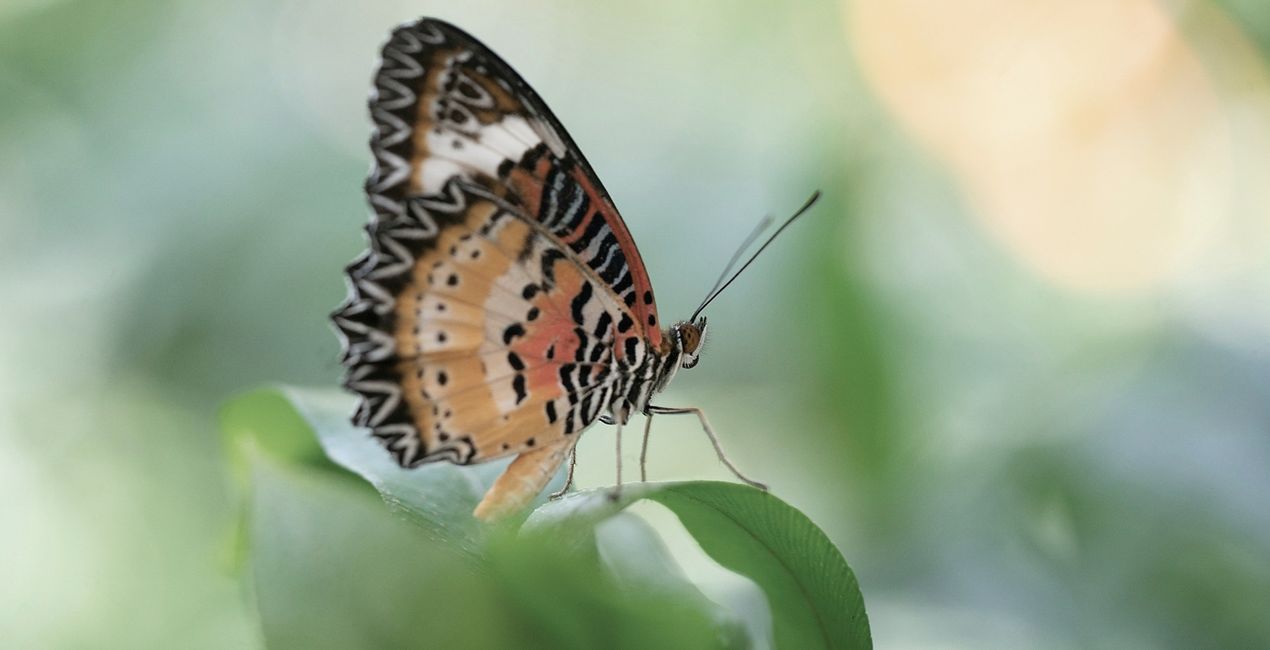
[248,456,508,648]
[527,484,871,650]
[223,386,872,649]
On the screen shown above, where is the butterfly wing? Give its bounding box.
[394,180,633,461]
[333,18,658,478]
[367,18,663,345]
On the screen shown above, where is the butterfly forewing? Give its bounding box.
[371,19,663,341]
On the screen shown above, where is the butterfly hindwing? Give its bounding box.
[338,175,637,466]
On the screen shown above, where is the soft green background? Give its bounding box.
[3,0,1269,648]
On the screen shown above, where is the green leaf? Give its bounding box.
[484,528,732,649]
[247,455,512,649]
[220,386,345,480]
[222,386,539,556]
[526,483,872,650]
[231,403,730,649]
[223,386,870,649]
[593,513,750,647]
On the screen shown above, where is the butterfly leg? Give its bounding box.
[639,413,653,482]
[609,421,624,501]
[548,447,577,500]
[646,405,768,490]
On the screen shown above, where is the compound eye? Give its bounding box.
[680,325,702,355]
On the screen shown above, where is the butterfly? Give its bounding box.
[332,18,817,521]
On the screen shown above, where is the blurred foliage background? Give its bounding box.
[3,0,1269,647]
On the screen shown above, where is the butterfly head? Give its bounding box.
[672,316,708,369]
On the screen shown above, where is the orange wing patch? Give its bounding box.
[388,192,620,465]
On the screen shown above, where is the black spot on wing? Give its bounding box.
[573,328,590,362]
[593,311,612,339]
[511,374,527,405]
[570,281,593,323]
[540,249,566,288]
[503,323,526,344]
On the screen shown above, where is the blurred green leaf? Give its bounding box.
[594,512,748,642]
[225,386,870,649]
[220,386,344,478]
[248,456,510,649]
[285,384,507,550]
[219,387,362,574]
[485,528,732,649]
[526,483,872,650]
[224,386,760,648]
[222,386,522,557]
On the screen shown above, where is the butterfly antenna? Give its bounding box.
[697,213,775,310]
[690,190,821,322]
